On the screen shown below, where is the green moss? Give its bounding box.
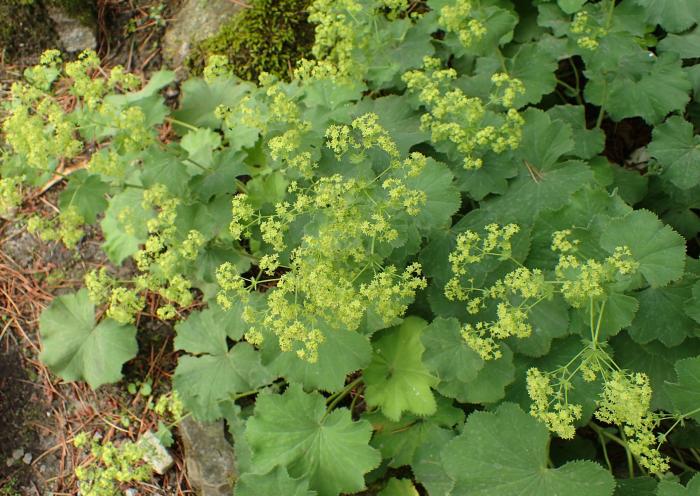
[187,0,315,81]
[0,0,56,60]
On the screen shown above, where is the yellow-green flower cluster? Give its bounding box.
[0,175,24,216]
[526,367,583,439]
[203,54,233,82]
[438,0,487,48]
[595,371,669,474]
[73,433,151,496]
[403,58,525,169]
[308,0,364,77]
[88,149,126,178]
[27,206,85,248]
[570,10,607,50]
[219,118,431,361]
[555,243,638,309]
[445,225,540,359]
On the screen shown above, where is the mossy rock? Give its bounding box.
[187,0,315,82]
[0,0,56,60]
[0,0,95,61]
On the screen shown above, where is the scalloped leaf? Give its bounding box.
[245,384,381,496]
[364,317,438,421]
[442,403,616,495]
[39,289,137,389]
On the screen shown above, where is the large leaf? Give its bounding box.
[648,115,700,190]
[101,188,151,264]
[364,317,438,421]
[245,384,381,496]
[665,356,700,422]
[39,289,137,389]
[234,466,316,496]
[631,0,699,33]
[599,209,686,288]
[442,403,616,496]
[173,313,272,420]
[628,284,698,346]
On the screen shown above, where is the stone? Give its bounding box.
[179,417,237,496]
[139,430,173,475]
[47,6,96,53]
[162,0,242,71]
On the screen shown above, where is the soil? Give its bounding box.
[0,2,190,494]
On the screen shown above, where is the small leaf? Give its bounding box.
[39,289,137,389]
[379,478,419,496]
[180,128,222,168]
[245,384,381,496]
[59,171,109,224]
[364,317,438,421]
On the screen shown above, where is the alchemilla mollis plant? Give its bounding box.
[2,0,700,494]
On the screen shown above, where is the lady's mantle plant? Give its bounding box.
[2,0,700,494]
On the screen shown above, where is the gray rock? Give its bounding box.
[139,430,173,475]
[47,6,96,53]
[179,417,237,496]
[162,0,242,70]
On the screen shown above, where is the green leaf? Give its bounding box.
[611,333,700,411]
[442,403,616,496]
[599,210,686,287]
[411,425,457,495]
[656,474,700,496]
[648,115,700,190]
[665,356,700,422]
[172,78,253,131]
[614,477,658,496]
[101,188,151,264]
[173,342,272,421]
[364,317,438,421]
[245,384,381,496]
[508,43,558,107]
[180,128,222,168]
[264,326,372,393]
[585,52,691,124]
[558,0,586,13]
[405,159,460,231]
[631,0,699,33]
[365,395,463,468]
[546,105,605,160]
[687,281,700,323]
[422,317,484,388]
[235,467,316,496]
[39,289,137,389]
[628,284,698,346]
[379,478,419,496]
[174,305,245,354]
[59,171,109,224]
[658,25,700,59]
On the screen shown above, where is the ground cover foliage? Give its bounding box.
[2,0,700,494]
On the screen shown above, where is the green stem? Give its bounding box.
[166,117,199,132]
[325,377,363,417]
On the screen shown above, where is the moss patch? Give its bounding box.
[0,0,56,61]
[186,0,315,81]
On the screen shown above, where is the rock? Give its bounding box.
[47,6,96,53]
[22,452,33,464]
[179,417,237,496]
[162,0,242,71]
[139,431,173,475]
[124,488,138,496]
